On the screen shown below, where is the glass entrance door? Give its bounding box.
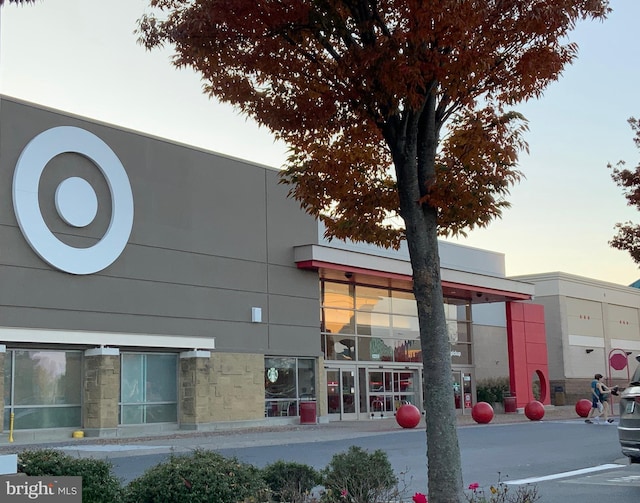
[326,368,357,420]
[452,370,474,413]
[366,369,419,417]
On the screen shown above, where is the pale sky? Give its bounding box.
[1,0,639,286]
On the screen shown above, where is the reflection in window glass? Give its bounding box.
[391,291,417,316]
[298,359,315,398]
[355,286,391,313]
[455,321,471,343]
[120,353,177,425]
[391,315,419,339]
[323,282,354,309]
[323,308,355,334]
[447,320,471,344]
[444,302,471,322]
[326,335,356,361]
[13,351,81,406]
[367,337,394,362]
[450,343,472,365]
[356,311,391,336]
[321,280,471,365]
[393,339,422,362]
[371,338,391,361]
[3,350,82,429]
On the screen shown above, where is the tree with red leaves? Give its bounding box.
[139,2,610,501]
[609,117,640,266]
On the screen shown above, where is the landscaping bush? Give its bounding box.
[261,460,320,503]
[320,445,400,503]
[476,377,511,404]
[124,449,270,503]
[18,448,123,503]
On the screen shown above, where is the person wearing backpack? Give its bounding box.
[585,373,616,424]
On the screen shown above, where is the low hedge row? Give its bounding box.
[17,445,398,503]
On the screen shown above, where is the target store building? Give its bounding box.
[0,95,554,440]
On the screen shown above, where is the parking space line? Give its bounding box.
[504,464,620,485]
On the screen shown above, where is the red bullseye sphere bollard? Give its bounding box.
[396,404,421,428]
[471,402,494,424]
[524,400,545,421]
[575,399,591,418]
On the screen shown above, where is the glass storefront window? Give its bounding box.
[265,357,296,399]
[357,336,394,362]
[450,343,472,365]
[298,359,315,398]
[323,308,355,334]
[391,290,418,316]
[391,314,419,339]
[321,280,472,365]
[393,338,422,362]
[323,282,354,309]
[356,310,391,336]
[3,350,82,429]
[265,357,316,417]
[120,353,177,425]
[355,286,391,313]
[325,334,356,361]
[454,321,471,343]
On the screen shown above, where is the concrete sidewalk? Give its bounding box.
[0,404,593,456]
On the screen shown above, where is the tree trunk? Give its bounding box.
[386,107,464,502]
[411,210,464,503]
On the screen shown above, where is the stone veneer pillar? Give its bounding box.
[180,352,265,429]
[83,347,120,437]
[0,345,5,432]
[209,353,264,422]
[179,350,212,429]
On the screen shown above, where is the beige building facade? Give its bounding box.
[512,272,640,405]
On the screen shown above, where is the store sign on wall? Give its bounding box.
[12,126,134,275]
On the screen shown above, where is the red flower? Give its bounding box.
[412,492,428,503]
[340,488,348,498]
[468,482,480,491]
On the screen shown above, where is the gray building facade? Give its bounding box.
[0,96,536,440]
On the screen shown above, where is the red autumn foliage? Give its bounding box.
[138,2,610,501]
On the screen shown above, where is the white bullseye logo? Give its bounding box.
[12,126,134,275]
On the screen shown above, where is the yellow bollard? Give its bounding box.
[9,412,14,443]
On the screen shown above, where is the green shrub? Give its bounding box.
[18,448,123,503]
[320,445,399,503]
[124,449,269,503]
[261,460,320,502]
[476,377,511,404]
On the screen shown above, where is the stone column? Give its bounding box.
[179,350,212,429]
[83,347,120,437]
[210,353,264,422]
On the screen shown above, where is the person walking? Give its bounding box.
[585,373,604,424]
[596,376,618,424]
[585,373,616,424]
